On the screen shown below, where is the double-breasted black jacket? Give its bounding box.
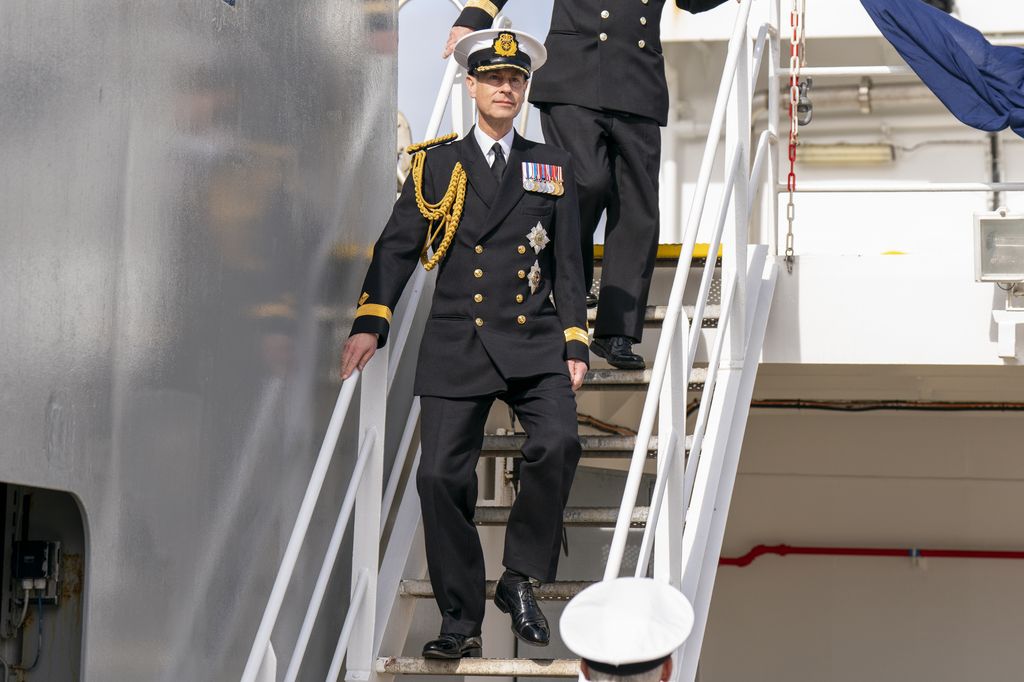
[456,0,732,126]
[350,131,589,398]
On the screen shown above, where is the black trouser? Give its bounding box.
[540,104,661,342]
[418,373,582,637]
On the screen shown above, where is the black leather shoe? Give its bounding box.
[591,336,646,370]
[494,572,550,646]
[422,633,483,659]
[586,292,599,308]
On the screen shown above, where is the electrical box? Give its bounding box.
[12,541,55,580]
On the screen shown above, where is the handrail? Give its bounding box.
[325,569,371,682]
[633,430,680,577]
[679,273,739,521]
[284,432,376,682]
[240,373,363,682]
[602,0,756,581]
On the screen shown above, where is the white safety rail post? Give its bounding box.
[652,305,687,587]
[346,352,388,682]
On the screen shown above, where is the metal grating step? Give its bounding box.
[584,367,706,391]
[376,657,580,677]
[475,506,648,527]
[480,434,693,458]
[587,305,720,328]
[482,434,656,458]
[400,580,593,601]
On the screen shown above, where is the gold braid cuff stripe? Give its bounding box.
[411,148,467,272]
[564,327,590,346]
[465,0,499,17]
[355,304,393,323]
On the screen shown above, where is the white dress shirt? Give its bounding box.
[473,126,514,167]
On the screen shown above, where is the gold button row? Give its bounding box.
[475,316,526,325]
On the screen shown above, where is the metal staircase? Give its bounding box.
[238,0,782,680]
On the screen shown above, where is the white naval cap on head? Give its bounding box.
[559,578,695,675]
[453,28,548,76]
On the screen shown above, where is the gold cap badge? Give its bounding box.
[494,32,519,57]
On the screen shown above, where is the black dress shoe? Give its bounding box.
[586,292,599,308]
[494,572,550,646]
[591,336,646,370]
[422,633,483,659]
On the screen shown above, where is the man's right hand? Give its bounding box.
[340,333,379,380]
[443,26,474,58]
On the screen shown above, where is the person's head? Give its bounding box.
[560,578,694,682]
[453,30,547,131]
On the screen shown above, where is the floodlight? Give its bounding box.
[974,209,1024,283]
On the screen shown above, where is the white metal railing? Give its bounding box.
[602,0,775,582]
[239,2,523,679]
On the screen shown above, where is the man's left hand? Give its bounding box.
[567,359,587,392]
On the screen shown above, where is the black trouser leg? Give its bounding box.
[599,114,661,341]
[418,394,495,636]
[540,105,611,294]
[500,373,582,582]
[540,105,661,341]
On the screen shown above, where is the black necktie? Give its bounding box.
[490,142,506,182]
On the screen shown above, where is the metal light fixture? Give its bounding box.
[796,142,895,165]
[975,209,1024,282]
[975,208,1024,357]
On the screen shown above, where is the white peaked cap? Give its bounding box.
[453,28,548,73]
[559,578,695,670]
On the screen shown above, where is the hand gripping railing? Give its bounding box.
[602,0,775,581]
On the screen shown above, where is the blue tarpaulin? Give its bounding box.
[860,0,1024,138]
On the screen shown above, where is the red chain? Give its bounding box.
[785,0,805,270]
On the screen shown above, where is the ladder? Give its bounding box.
[239,0,781,680]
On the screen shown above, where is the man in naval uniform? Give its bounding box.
[560,577,695,682]
[445,0,734,370]
[341,30,589,659]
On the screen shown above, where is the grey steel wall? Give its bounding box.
[0,0,396,678]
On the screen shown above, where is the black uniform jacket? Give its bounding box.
[456,0,732,126]
[350,130,590,398]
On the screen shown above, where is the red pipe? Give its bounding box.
[719,544,1024,567]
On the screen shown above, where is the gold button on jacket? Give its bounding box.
[474,268,483,278]
[474,294,483,303]
[517,315,527,325]
[474,245,484,253]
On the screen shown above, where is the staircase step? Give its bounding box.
[476,506,648,527]
[480,434,693,458]
[594,242,722,264]
[400,580,593,601]
[584,367,706,391]
[587,305,720,328]
[377,657,580,677]
[482,434,655,458]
